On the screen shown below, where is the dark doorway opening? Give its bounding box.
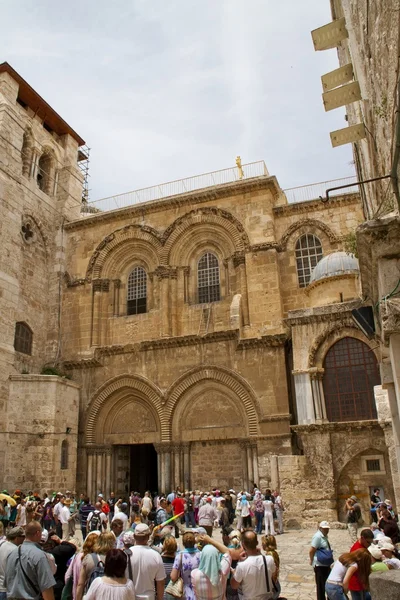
[130,444,158,494]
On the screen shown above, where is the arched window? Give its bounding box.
[37,152,54,195]
[127,267,147,315]
[198,252,220,304]
[61,440,68,470]
[323,337,380,422]
[14,322,33,355]
[295,234,323,287]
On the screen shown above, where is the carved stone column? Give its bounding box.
[182,442,191,491]
[86,452,94,500]
[155,442,173,494]
[246,445,254,488]
[172,444,182,490]
[155,267,171,337]
[270,455,279,490]
[91,279,110,346]
[251,443,259,487]
[233,252,250,326]
[112,279,121,317]
[239,440,250,490]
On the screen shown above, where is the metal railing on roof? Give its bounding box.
[85,160,269,213]
[282,176,359,204]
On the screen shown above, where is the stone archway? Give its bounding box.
[164,366,261,490]
[84,374,166,498]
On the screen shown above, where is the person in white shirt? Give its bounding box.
[263,490,276,536]
[198,498,218,537]
[87,502,108,533]
[59,500,72,540]
[113,501,129,531]
[231,530,276,600]
[128,523,165,600]
[142,492,153,513]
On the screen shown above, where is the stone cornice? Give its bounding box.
[285,299,361,326]
[65,176,281,231]
[63,358,103,370]
[237,333,287,348]
[62,330,288,369]
[273,193,360,217]
[291,419,388,434]
[259,413,291,423]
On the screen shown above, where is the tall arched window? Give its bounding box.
[14,322,33,355]
[295,234,323,287]
[61,440,68,470]
[127,267,147,315]
[198,252,220,304]
[323,337,380,422]
[37,152,54,195]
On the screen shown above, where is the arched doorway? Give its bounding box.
[323,337,380,422]
[85,375,165,498]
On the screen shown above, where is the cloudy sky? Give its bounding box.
[3,0,354,202]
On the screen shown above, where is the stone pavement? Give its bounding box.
[209,527,351,600]
[270,528,350,600]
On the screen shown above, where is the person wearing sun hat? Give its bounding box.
[380,541,400,569]
[309,521,333,600]
[368,544,389,572]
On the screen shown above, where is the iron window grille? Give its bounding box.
[14,322,33,355]
[295,234,323,287]
[323,337,380,422]
[198,252,221,304]
[366,459,381,472]
[127,267,147,315]
[61,440,68,470]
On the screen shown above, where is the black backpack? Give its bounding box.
[89,510,102,531]
[84,553,105,593]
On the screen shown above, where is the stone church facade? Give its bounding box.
[1,62,398,525]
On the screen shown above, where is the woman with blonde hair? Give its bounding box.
[261,535,281,600]
[325,548,372,600]
[161,535,177,600]
[170,531,200,600]
[64,531,100,599]
[76,532,116,600]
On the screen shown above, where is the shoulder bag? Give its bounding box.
[316,539,334,566]
[165,552,184,598]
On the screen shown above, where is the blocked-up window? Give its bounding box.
[198,252,220,304]
[14,322,33,355]
[127,267,147,315]
[323,337,380,422]
[61,440,68,470]
[295,234,323,287]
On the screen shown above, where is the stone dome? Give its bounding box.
[310,251,359,283]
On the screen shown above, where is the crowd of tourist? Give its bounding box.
[0,485,399,599]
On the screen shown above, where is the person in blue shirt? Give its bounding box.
[309,521,333,600]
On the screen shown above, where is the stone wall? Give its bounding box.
[190,441,244,491]
[0,68,83,491]
[6,375,80,492]
[331,0,399,218]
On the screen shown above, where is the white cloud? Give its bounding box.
[2,0,354,201]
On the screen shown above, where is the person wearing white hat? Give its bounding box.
[128,523,165,600]
[309,521,333,600]
[368,544,389,572]
[380,542,400,569]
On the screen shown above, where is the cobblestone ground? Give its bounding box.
[269,528,350,600]
[77,524,352,599]
[210,527,351,600]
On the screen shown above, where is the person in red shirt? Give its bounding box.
[172,493,185,518]
[348,528,374,600]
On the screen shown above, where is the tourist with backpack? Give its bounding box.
[75,532,116,600]
[84,549,136,599]
[87,502,108,533]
